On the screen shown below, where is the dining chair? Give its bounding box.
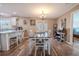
[35,38,45,56]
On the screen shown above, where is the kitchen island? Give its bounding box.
[0,30,23,51]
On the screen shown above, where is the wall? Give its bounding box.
[57,4,79,44]
[16,17,29,31]
[17,17,56,33]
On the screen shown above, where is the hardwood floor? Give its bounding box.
[29,38,79,56]
[1,38,79,56]
[0,39,29,56]
[52,39,79,56]
[52,39,73,56]
[29,47,53,56]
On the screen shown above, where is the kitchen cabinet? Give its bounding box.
[0,30,23,51]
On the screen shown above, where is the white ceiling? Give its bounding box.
[0,3,78,18]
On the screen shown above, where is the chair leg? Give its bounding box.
[43,47,45,56]
[35,47,37,56]
[16,37,18,46]
[48,44,50,55]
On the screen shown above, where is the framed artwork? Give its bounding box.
[61,19,63,28]
[23,20,27,24]
[63,18,66,29]
[16,17,19,21]
[61,18,66,29]
[30,19,36,26]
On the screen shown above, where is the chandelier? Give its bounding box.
[40,9,46,20]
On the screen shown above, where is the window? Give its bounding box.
[73,10,79,33]
[0,17,16,30]
[36,22,48,32]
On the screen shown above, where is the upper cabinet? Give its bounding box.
[0,16,28,30]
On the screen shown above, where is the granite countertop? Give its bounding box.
[0,30,23,34]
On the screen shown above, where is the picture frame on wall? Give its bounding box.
[61,19,63,28]
[63,18,66,28]
[30,19,36,26]
[61,18,66,29]
[23,19,27,25]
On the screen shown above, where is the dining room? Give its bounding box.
[0,3,79,56]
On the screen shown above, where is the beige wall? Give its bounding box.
[28,18,57,33]
[57,4,79,44]
[17,17,56,33]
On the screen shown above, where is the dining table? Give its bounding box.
[28,32,52,56]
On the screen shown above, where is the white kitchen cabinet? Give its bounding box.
[0,30,23,51]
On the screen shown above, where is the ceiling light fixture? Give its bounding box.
[41,10,45,20]
[40,8,46,20]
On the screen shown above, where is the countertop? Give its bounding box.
[0,30,23,34]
